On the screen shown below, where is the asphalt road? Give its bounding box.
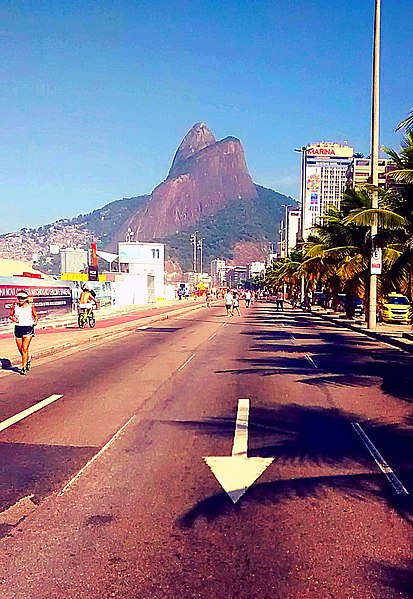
[1,302,413,598]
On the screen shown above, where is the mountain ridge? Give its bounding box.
[0,123,296,275]
[121,124,258,240]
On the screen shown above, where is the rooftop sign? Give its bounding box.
[307,143,353,159]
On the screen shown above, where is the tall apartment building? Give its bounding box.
[346,157,394,189]
[301,142,353,239]
[287,209,301,253]
[210,258,227,287]
[249,261,265,279]
[226,266,248,287]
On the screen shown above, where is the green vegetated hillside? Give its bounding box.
[166,185,294,270]
[77,195,149,247]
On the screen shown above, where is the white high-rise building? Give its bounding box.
[287,209,301,253]
[301,142,353,240]
[249,261,265,279]
[210,258,226,287]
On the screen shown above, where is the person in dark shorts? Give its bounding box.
[8,290,38,375]
[276,290,284,311]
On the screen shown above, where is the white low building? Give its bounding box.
[114,241,165,306]
[249,261,266,279]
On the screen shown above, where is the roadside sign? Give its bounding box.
[371,248,382,275]
[88,266,99,281]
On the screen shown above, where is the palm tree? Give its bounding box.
[396,107,413,133]
[381,114,413,296]
[384,129,413,185]
[302,187,407,306]
[264,252,302,296]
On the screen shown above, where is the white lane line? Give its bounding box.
[178,353,195,371]
[0,394,64,433]
[352,422,409,496]
[59,415,136,495]
[208,332,216,340]
[305,354,318,369]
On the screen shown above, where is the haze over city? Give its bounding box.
[2,0,412,234]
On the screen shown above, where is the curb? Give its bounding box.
[311,311,413,354]
[2,301,210,369]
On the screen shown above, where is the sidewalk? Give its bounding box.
[308,305,413,354]
[0,298,210,371]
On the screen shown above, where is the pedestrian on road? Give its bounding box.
[225,289,233,317]
[205,290,212,308]
[245,289,251,308]
[8,290,38,375]
[233,292,241,316]
[276,290,284,311]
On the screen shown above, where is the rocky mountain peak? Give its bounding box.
[169,122,216,178]
[120,123,258,241]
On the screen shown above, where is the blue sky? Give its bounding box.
[2,0,412,234]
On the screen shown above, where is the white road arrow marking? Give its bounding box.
[204,398,273,503]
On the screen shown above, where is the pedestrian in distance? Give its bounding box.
[225,289,233,317]
[8,290,38,375]
[276,290,284,312]
[205,289,212,308]
[245,289,251,308]
[233,292,241,316]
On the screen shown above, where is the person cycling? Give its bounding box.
[78,284,98,321]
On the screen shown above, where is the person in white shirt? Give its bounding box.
[8,290,38,375]
[233,292,241,316]
[245,289,252,308]
[225,290,234,316]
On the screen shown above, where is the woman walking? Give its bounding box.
[233,292,242,316]
[9,290,38,375]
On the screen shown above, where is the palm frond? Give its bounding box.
[396,109,413,132]
[388,168,413,185]
[343,208,408,229]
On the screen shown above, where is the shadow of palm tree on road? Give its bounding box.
[172,404,413,523]
[237,316,413,403]
[177,305,413,594]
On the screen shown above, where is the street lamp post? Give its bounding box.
[190,231,198,273]
[278,225,284,258]
[282,204,289,257]
[198,237,205,275]
[367,0,381,330]
[294,146,307,302]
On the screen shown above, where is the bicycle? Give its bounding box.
[78,306,96,328]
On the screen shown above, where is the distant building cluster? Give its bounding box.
[0,222,95,273]
[210,258,266,288]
